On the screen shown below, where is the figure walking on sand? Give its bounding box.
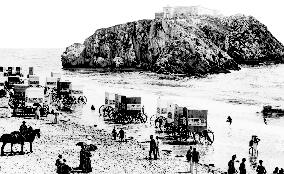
[228,155,237,174]
[112,127,117,140]
[192,148,200,174]
[119,128,125,142]
[239,158,246,174]
[186,146,193,173]
[149,135,157,160]
[226,116,232,125]
[79,145,92,173]
[155,136,160,158]
[250,135,260,157]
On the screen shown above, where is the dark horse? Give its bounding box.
[0,129,40,156]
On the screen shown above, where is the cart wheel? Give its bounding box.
[177,125,189,140]
[83,96,87,104]
[99,105,105,116]
[112,111,122,123]
[140,113,147,123]
[206,130,214,144]
[104,106,114,118]
[124,113,133,124]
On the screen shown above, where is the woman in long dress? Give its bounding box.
[80,147,92,172]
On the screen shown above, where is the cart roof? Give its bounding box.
[25,87,44,98]
[46,77,58,82]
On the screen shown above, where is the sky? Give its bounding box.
[0,0,283,48]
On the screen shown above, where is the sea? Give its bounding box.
[0,48,284,173]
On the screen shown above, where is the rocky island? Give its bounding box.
[61,6,284,76]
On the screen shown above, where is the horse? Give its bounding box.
[0,129,40,156]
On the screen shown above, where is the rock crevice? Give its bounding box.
[61,14,284,75]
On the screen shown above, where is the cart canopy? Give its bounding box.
[25,87,44,104]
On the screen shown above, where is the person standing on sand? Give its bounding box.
[155,136,160,158]
[61,159,72,174]
[273,167,279,174]
[227,116,232,125]
[192,148,200,174]
[228,155,237,174]
[256,160,267,174]
[55,154,63,174]
[149,135,157,160]
[79,144,92,173]
[119,128,125,142]
[112,127,117,140]
[186,146,193,173]
[34,106,41,119]
[239,158,246,174]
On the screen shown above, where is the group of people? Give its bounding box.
[112,127,126,142]
[228,155,269,174]
[228,155,247,174]
[249,135,260,157]
[186,146,200,174]
[149,135,161,160]
[273,167,284,174]
[55,155,72,174]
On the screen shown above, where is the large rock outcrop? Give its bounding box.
[61,14,284,76]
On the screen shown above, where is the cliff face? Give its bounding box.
[61,14,284,75]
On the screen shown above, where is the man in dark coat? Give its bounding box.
[186,146,193,173]
[192,148,200,174]
[78,143,92,173]
[80,148,92,172]
[119,128,125,142]
[55,154,63,174]
[149,135,157,160]
[228,155,237,174]
[112,127,117,140]
[256,160,267,174]
[239,158,246,174]
[20,121,28,135]
[61,159,72,174]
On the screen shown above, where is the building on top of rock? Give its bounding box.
[155,5,221,19]
[155,12,164,19]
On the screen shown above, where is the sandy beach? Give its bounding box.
[0,108,223,174]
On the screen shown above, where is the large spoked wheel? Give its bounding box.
[140,113,147,123]
[99,105,105,116]
[99,105,114,118]
[8,98,14,109]
[103,106,115,119]
[122,112,133,124]
[206,129,214,144]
